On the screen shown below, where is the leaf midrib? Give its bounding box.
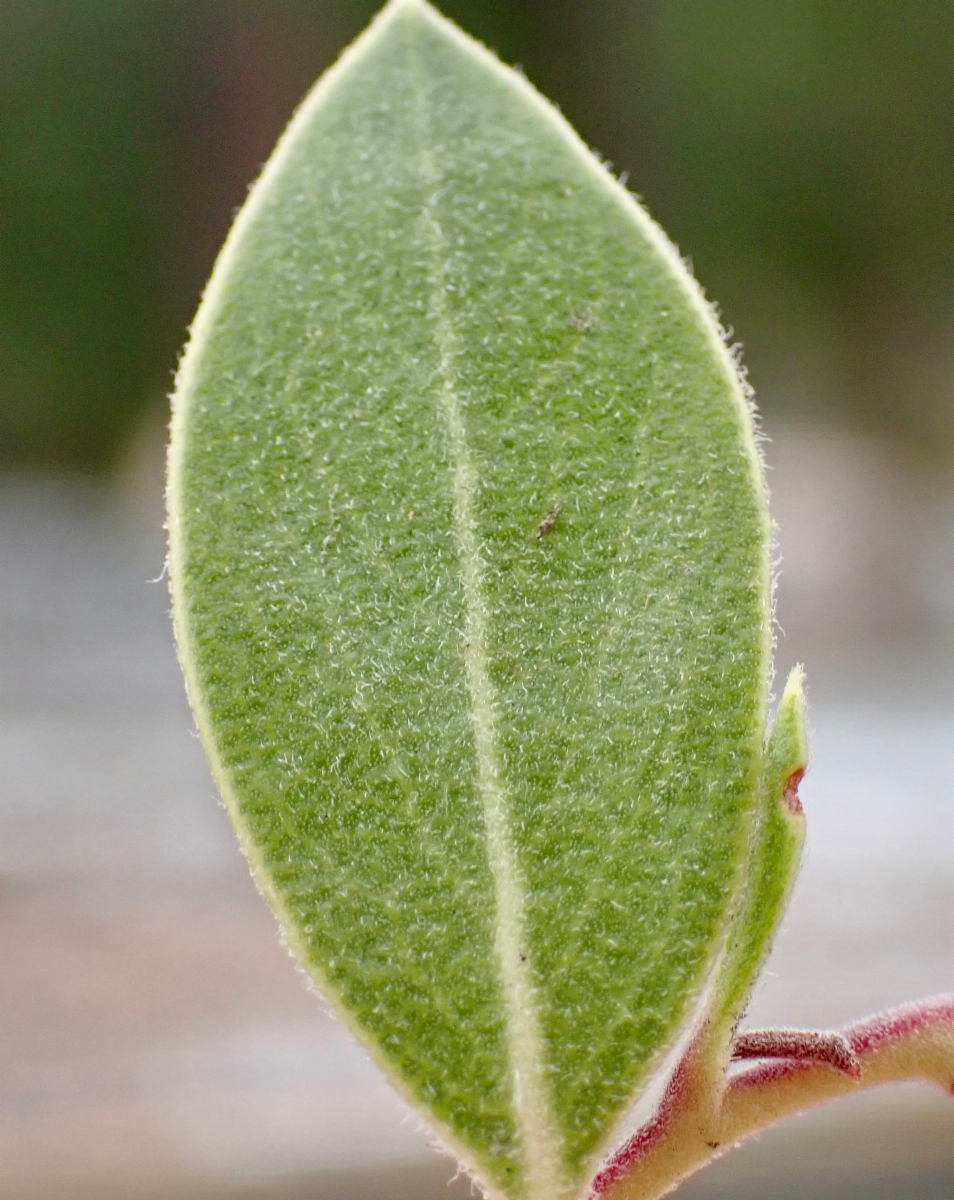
[406,8,565,1197]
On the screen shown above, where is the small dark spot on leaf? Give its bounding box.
[535,504,561,541]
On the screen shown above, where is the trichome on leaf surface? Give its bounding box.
[166,2,954,1197]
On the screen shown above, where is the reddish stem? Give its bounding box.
[731,1028,860,1078]
[591,995,954,1200]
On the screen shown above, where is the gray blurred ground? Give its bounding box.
[1,423,953,1200]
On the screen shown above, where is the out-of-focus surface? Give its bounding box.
[2,425,952,1199]
[2,1,953,1197]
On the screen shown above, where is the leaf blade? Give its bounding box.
[168,2,772,1196]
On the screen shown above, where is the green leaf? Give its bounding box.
[710,666,808,1036]
[167,2,772,1197]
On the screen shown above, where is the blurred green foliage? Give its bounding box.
[2,0,953,469]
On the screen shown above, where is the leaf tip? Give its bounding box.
[382,0,440,22]
[779,663,807,720]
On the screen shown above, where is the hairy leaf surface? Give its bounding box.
[168,2,771,1197]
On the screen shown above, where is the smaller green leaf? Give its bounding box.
[711,666,808,1034]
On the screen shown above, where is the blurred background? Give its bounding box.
[1,2,952,1198]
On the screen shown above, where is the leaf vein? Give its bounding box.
[407,12,565,1196]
